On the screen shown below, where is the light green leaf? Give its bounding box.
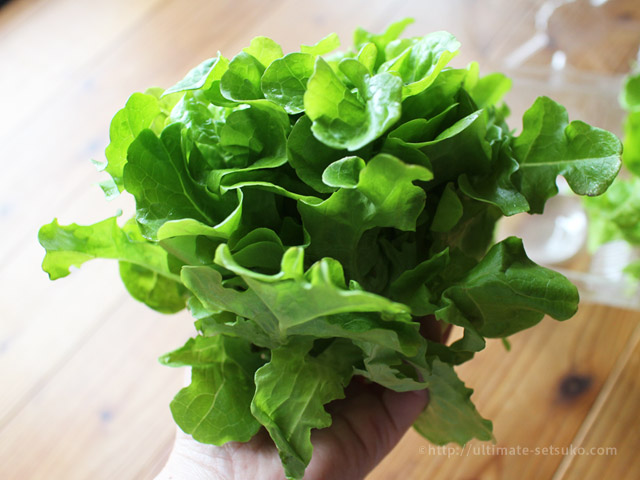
[356,42,377,73]
[38,215,181,283]
[181,264,281,340]
[467,72,512,108]
[619,70,640,111]
[118,261,187,313]
[243,36,284,68]
[103,92,165,191]
[321,156,365,189]
[167,91,231,171]
[164,54,228,95]
[623,111,640,176]
[116,218,187,313]
[353,18,414,69]
[194,308,275,349]
[379,31,460,98]
[214,244,410,328]
[304,57,402,151]
[208,104,289,188]
[262,53,315,114]
[161,335,264,445]
[155,189,243,241]
[299,154,432,277]
[584,176,640,249]
[251,339,357,479]
[220,52,265,101]
[300,32,341,56]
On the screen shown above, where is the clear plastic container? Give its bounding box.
[488,0,640,310]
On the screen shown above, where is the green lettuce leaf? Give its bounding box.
[287,115,352,194]
[353,18,414,70]
[39,216,181,282]
[220,51,266,101]
[304,57,403,151]
[584,176,640,249]
[123,124,239,239]
[38,216,186,312]
[243,36,284,67]
[413,358,493,445]
[103,91,171,193]
[38,22,625,480]
[437,237,579,338]
[623,111,640,176]
[160,335,264,444]
[379,31,460,98]
[299,153,432,277]
[251,339,358,479]
[164,54,229,95]
[512,96,622,213]
[262,53,315,114]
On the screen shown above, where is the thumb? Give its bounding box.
[308,384,429,479]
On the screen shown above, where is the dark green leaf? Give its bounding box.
[413,358,493,445]
[512,96,622,213]
[123,124,238,239]
[437,237,579,337]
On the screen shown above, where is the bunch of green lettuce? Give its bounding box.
[584,68,640,277]
[38,20,621,479]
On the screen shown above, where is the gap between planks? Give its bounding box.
[552,318,640,479]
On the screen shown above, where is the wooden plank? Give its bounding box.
[368,304,640,480]
[555,326,640,480]
[0,253,127,429]
[0,0,481,427]
[0,0,530,264]
[0,2,473,478]
[0,300,194,480]
[0,0,290,425]
[3,1,638,480]
[0,0,290,265]
[0,0,164,137]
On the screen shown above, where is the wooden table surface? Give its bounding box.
[1,0,639,479]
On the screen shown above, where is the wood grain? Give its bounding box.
[1,0,639,479]
[368,305,640,479]
[555,325,640,480]
[0,301,194,480]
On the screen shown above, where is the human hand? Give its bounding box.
[155,381,429,480]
